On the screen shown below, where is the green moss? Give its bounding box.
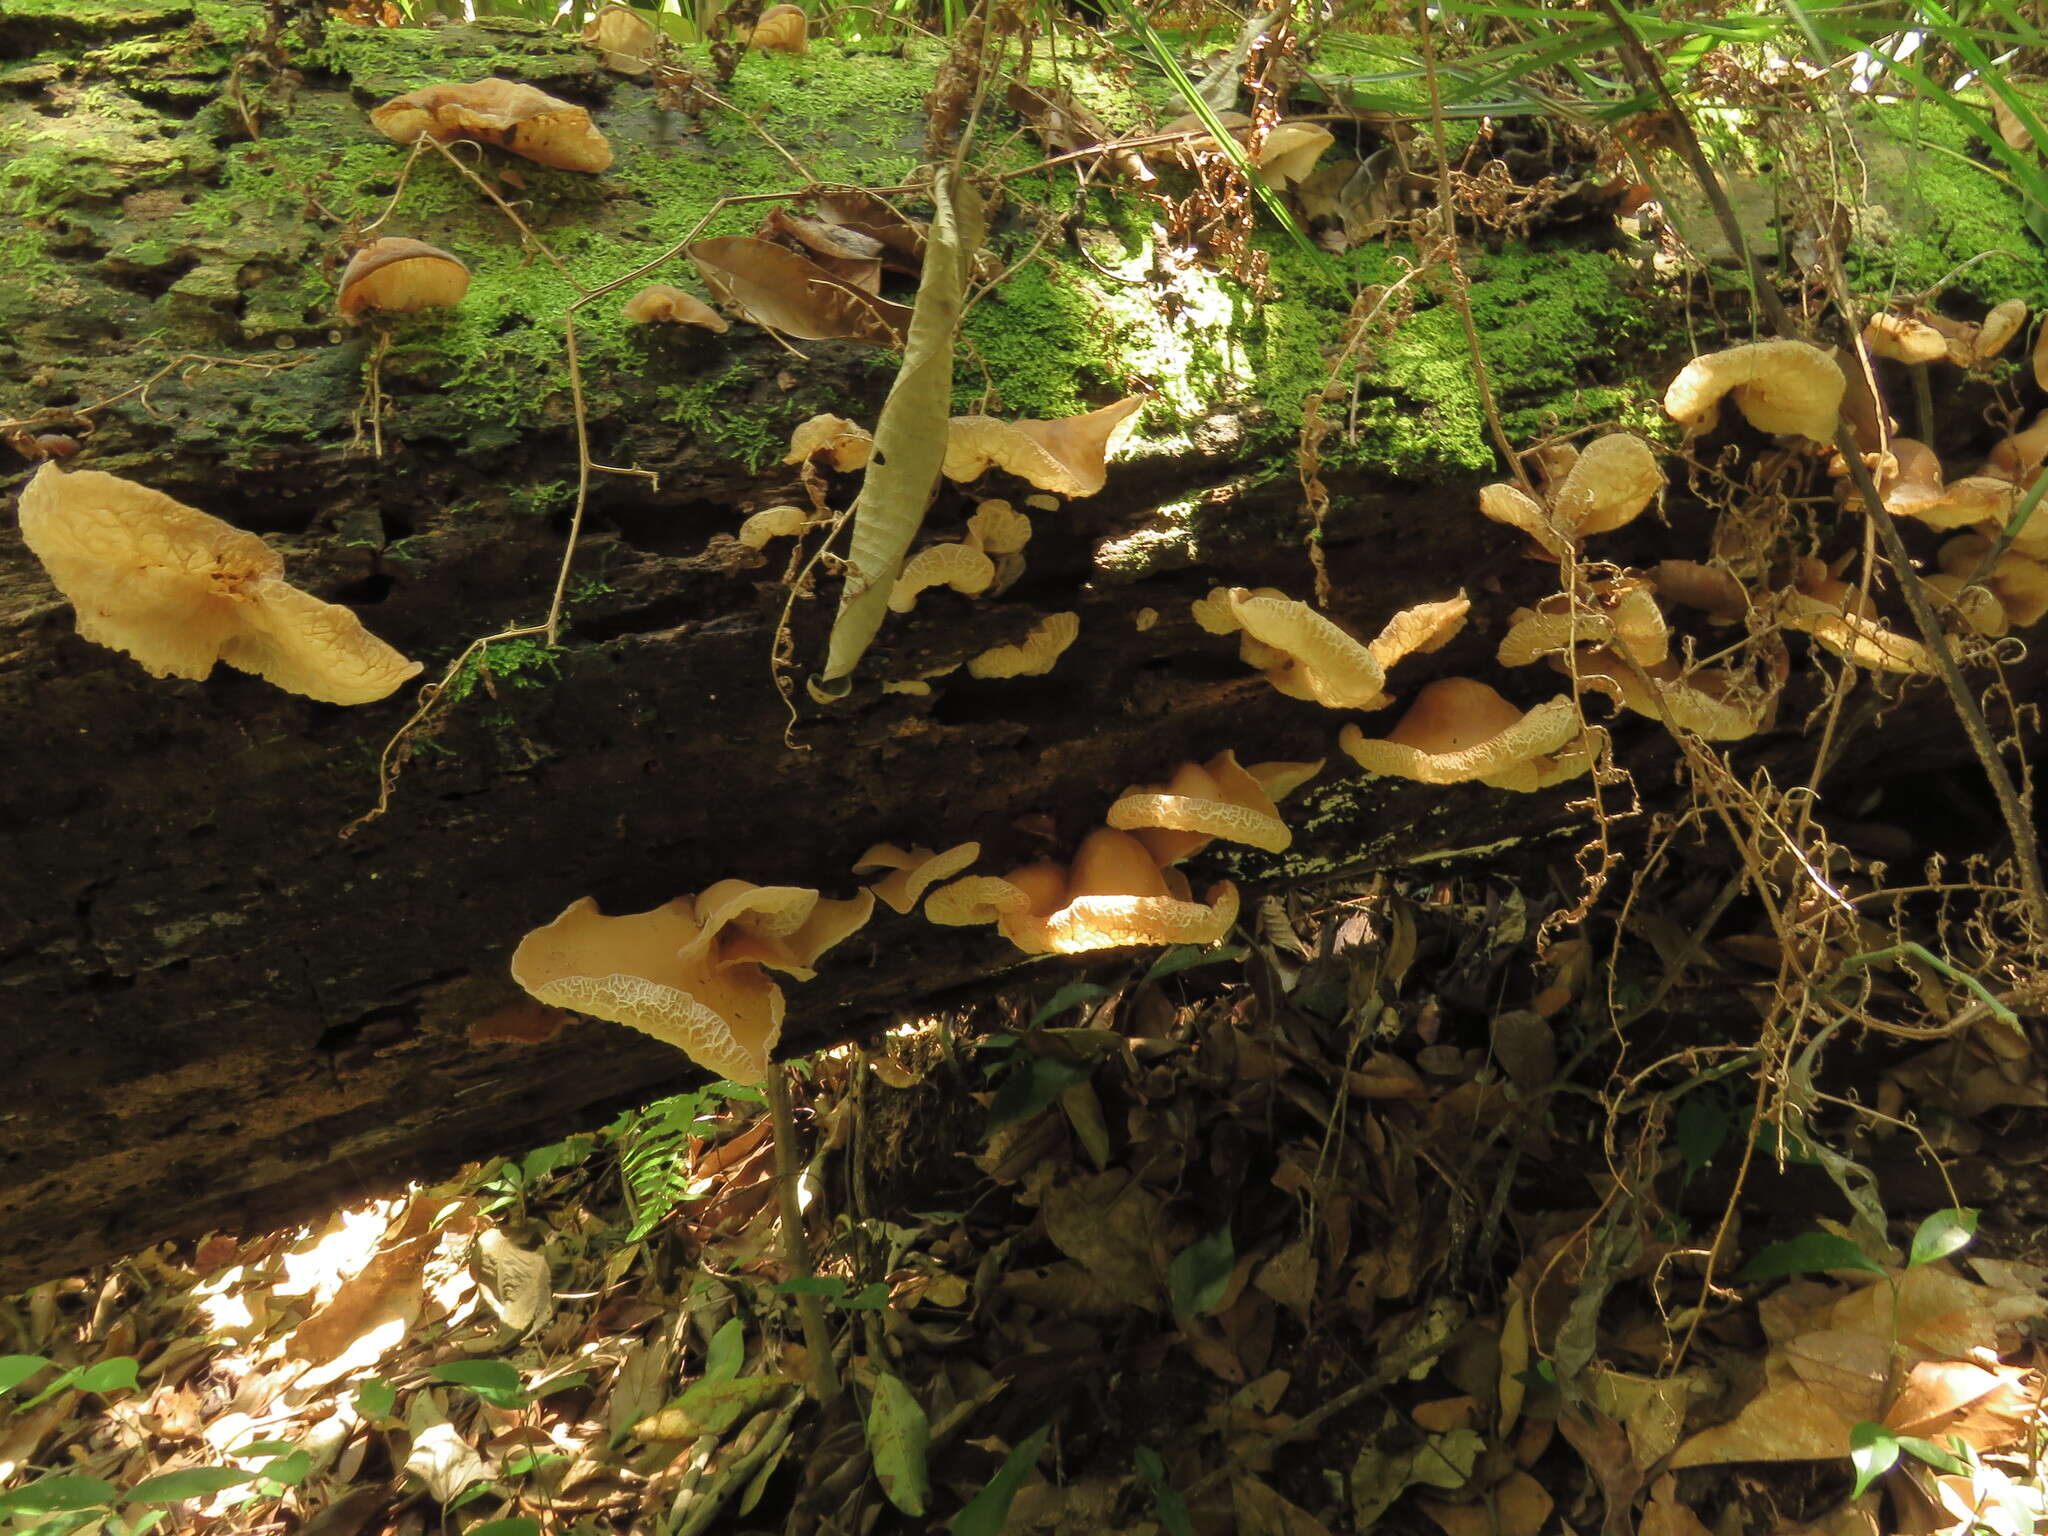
[1849,97,2048,309]
[444,635,562,706]
[959,260,1115,417]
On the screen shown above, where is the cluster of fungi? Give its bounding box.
[10,20,2047,1092]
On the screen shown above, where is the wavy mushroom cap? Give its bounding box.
[1566,649,1771,740]
[1477,481,1570,559]
[1257,121,1335,185]
[1497,580,1669,669]
[750,3,808,51]
[853,841,981,914]
[1977,299,2027,361]
[1863,312,1949,364]
[1040,828,1239,953]
[369,79,613,172]
[924,861,1067,953]
[1940,535,2048,628]
[511,897,786,1082]
[1663,339,1846,442]
[1106,748,1318,864]
[1548,433,1665,536]
[1339,678,1589,792]
[889,541,995,612]
[1191,586,1389,709]
[622,284,729,331]
[682,879,874,981]
[784,413,874,472]
[337,238,470,320]
[16,464,421,704]
[1651,560,1750,624]
[581,3,658,74]
[738,504,809,549]
[968,611,1079,678]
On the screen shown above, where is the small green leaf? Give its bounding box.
[1029,981,1112,1027]
[1895,1435,1967,1474]
[0,1354,51,1395]
[1737,1231,1886,1282]
[865,1370,931,1515]
[430,1361,529,1409]
[468,1520,542,1536]
[840,1282,891,1311]
[1675,1098,1728,1178]
[1167,1226,1235,1317]
[127,1468,256,1503]
[1908,1208,1978,1269]
[355,1378,396,1419]
[73,1358,140,1395]
[0,1476,118,1515]
[948,1426,1050,1536]
[1140,943,1247,985]
[230,1440,295,1457]
[1849,1421,1899,1499]
[256,1450,312,1489]
[775,1275,848,1298]
[704,1317,744,1383]
[1134,1446,1195,1536]
[987,1057,1090,1131]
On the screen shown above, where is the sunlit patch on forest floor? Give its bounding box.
[7,861,2048,1536]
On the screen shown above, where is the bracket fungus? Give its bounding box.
[511,884,873,1083]
[1937,535,2048,629]
[785,414,875,473]
[738,504,810,549]
[1190,586,1467,710]
[1105,749,1322,863]
[581,3,658,73]
[1338,678,1590,792]
[16,464,422,704]
[1564,649,1772,740]
[968,611,1079,678]
[926,829,1238,955]
[1863,312,1949,365]
[1497,579,1670,669]
[1663,340,1846,443]
[1477,433,1664,557]
[1651,560,1750,624]
[750,4,809,52]
[337,238,470,321]
[853,842,981,914]
[888,541,995,611]
[622,284,729,332]
[941,396,1144,498]
[1776,558,1939,676]
[369,79,614,173]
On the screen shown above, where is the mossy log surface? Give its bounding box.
[0,2,2037,1286]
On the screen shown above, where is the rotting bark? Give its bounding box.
[0,3,2040,1288]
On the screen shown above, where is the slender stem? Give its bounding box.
[765,1066,840,1403]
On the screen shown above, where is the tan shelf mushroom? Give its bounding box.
[1663,339,1846,443]
[968,611,1079,678]
[1563,649,1773,740]
[511,883,872,1083]
[1776,558,1939,676]
[1338,678,1590,792]
[581,4,659,74]
[853,843,982,915]
[16,464,422,705]
[785,414,874,473]
[1496,578,1669,669]
[1477,433,1664,558]
[1937,535,2048,628]
[337,238,470,321]
[622,284,729,332]
[925,830,1238,955]
[1191,586,1468,710]
[750,3,808,52]
[369,79,614,173]
[1105,749,1321,863]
